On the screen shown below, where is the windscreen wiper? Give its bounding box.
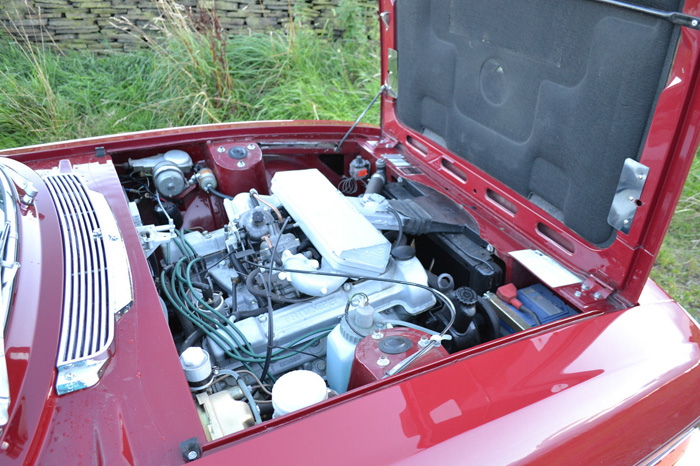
[591,0,700,30]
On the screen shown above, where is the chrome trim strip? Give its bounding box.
[0,165,19,427]
[43,171,132,396]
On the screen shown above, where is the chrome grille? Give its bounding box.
[43,171,132,395]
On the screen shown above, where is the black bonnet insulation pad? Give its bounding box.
[396,0,681,245]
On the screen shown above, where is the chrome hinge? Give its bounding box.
[607,158,649,234]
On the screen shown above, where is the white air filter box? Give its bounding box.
[271,169,390,276]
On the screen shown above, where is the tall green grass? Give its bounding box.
[651,156,700,317]
[0,0,379,149]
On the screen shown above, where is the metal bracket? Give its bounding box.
[137,223,177,258]
[387,48,398,99]
[592,0,700,30]
[574,275,615,303]
[180,437,202,462]
[380,11,390,30]
[607,158,649,234]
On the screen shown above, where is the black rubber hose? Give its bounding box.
[179,329,205,354]
[260,217,291,383]
[245,267,309,304]
[189,280,214,301]
[365,159,387,195]
[233,307,268,320]
[207,187,235,200]
[477,296,502,341]
[230,254,247,277]
[364,173,385,195]
[258,401,274,419]
[386,206,404,250]
[297,238,312,253]
[229,282,238,316]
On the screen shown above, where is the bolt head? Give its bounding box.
[593,292,602,300]
[258,314,267,322]
[247,143,256,150]
[237,161,246,168]
[217,146,225,153]
[574,291,582,297]
[693,19,698,27]
[581,283,590,291]
[187,450,198,460]
[377,355,390,367]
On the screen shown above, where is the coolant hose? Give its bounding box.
[179,329,205,354]
[477,296,502,341]
[365,159,387,195]
[364,173,385,195]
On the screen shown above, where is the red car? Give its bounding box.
[1,0,700,464]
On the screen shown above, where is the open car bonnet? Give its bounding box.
[377,0,700,306]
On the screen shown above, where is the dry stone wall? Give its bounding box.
[1,0,367,53]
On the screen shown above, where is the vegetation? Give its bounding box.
[0,1,697,317]
[651,158,700,317]
[0,0,379,149]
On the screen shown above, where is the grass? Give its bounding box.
[651,156,700,319]
[0,0,379,149]
[0,1,697,318]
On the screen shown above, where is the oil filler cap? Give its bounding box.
[228,146,248,159]
[378,335,413,354]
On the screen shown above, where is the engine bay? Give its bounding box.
[117,137,580,441]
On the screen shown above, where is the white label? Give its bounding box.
[509,249,581,288]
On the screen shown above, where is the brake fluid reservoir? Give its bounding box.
[347,328,448,391]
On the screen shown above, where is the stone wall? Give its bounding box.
[1,0,369,53]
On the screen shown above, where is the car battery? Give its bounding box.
[501,284,577,332]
